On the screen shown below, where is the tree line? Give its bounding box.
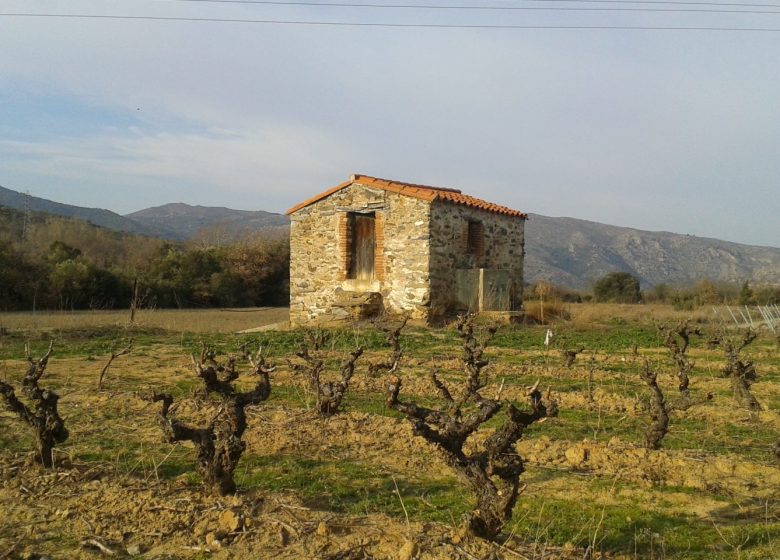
[2,205,777,312]
[529,271,780,308]
[0,206,289,311]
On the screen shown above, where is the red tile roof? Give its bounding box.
[286,174,527,218]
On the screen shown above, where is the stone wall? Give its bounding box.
[428,201,525,315]
[289,183,432,326]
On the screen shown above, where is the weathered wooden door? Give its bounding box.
[350,213,375,280]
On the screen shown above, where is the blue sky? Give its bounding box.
[1,0,779,246]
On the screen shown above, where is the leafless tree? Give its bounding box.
[129,278,140,325]
[385,314,558,540]
[152,344,274,495]
[534,280,553,324]
[553,334,583,368]
[0,342,68,467]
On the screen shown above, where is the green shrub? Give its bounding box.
[593,272,641,304]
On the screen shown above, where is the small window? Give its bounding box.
[467,220,485,258]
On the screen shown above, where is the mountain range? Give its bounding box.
[1,184,778,290]
[126,203,289,240]
[523,214,780,290]
[0,185,155,236]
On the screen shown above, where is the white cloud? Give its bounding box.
[0,124,355,212]
[0,3,779,245]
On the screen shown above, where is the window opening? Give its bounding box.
[467,220,485,260]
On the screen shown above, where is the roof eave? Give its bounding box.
[285,179,353,215]
[286,174,527,218]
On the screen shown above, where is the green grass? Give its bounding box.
[234,451,780,558]
[70,430,195,477]
[668,417,780,462]
[510,493,780,558]
[0,326,172,360]
[0,416,34,453]
[237,454,469,523]
[525,407,647,444]
[492,324,663,353]
[509,470,780,559]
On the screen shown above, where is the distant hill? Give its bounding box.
[2,184,779,290]
[524,213,780,290]
[126,203,289,241]
[0,185,162,237]
[0,203,167,271]
[0,186,288,241]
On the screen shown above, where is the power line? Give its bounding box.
[167,0,780,9]
[162,0,780,14]
[4,12,780,30]
[542,0,780,5]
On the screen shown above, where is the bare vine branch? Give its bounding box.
[560,347,584,368]
[368,317,408,377]
[289,332,363,416]
[385,313,557,540]
[97,338,133,390]
[152,344,273,495]
[715,329,761,411]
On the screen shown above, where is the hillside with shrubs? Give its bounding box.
[0,206,289,311]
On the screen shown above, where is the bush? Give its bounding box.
[754,284,780,305]
[593,272,641,304]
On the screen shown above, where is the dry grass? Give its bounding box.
[566,303,713,326]
[0,307,289,333]
[523,300,571,323]
[0,303,723,333]
[0,303,755,334]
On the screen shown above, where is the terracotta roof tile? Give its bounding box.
[286,174,527,218]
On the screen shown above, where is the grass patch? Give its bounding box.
[0,416,35,453]
[510,492,780,559]
[238,454,469,523]
[492,325,662,354]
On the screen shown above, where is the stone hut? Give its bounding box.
[286,174,527,326]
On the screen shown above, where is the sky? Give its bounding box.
[1,0,779,247]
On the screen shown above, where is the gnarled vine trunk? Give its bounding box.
[640,360,669,450]
[718,330,761,412]
[153,345,273,495]
[662,321,701,396]
[385,314,557,541]
[0,342,68,468]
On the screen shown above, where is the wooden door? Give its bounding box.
[350,213,375,280]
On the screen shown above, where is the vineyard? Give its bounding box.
[1,305,779,559]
